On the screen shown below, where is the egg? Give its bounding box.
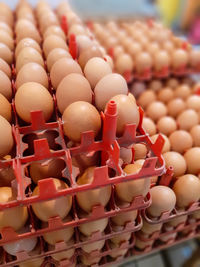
[151,134,171,153]
[149,80,163,91]
[62,101,101,142]
[0,29,14,51]
[0,93,12,122]
[0,58,11,78]
[133,143,147,160]
[115,163,151,203]
[111,201,137,226]
[81,235,105,253]
[190,125,200,146]
[120,147,133,164]
[68,24,85,36]
[147,186,176,218]
[147,42,160,56]
[112,46,124,59]
[15,19,41,43]
[159,232,177,242]
[0,21,13,37]
[186,95,200,111]
[135,238,154,250]
[154,50,170,71]
[78,213,108,236]
[94,73,128,111]
[165,214,187,228]
[76,35,93,54]
[163,151,187,178]
[141,220,162,235]
[109,94,139,136]
[15,38,42,57]
[29,158,65,184]
[173,174,200,208]
[137,90,157,109]
[189,50,200,68]
[191,210,200,220]
[40,13,59,34]
[43,35,68,57]
[43,25,65,40]
[109,241,128,258]
[19,257,44,267]
[157,87,174,103]
[76,167,111,212]
[127,42,142,57]
[50,57,83,89]
[16,47,44,73]
[16,62,48,89]
[167,98,186,118]
[0,4,13,27]
[163,41,174,54]
[84,57,112,89]
[172,49,189,69]
[110,225,131,245]
[184,147,200,174]
[0,162,15,187]
[0,187,28,230]
[80,254,101,266]
[0,42,12,64]
[115,53,134,74]
[49,239,75,261]
[142,117,156,136]
[104,54,114,69]
[135,52,152,73]
[46,48,71,71]
[146,101,167,121]
[0,70,12,100]
[177,109,199,131]
[32,178,72,221]
[3,226,37,256]
[15,82,54,123]
[169,130,193,154]
[157,116,177,136]
[78,45,103,69]
[174,85,191,99]
[16,7,35,24]
[166,78,179,89]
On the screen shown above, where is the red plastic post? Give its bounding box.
[61,15,68,35]
[69,34,77,59]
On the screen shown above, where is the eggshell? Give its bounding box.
[56,73,92,114]
[177,109,199,131]
[174,85,191,99]
[0,116,13,156]
[146,101,167,121]
[50,57,83,89]
[81,235,105,253]
[94,73,128,111]
[15,19,41,43]
[43,35,68,57]
[127,42,142,57]
[18,257,44,267]
[135,238,154,250]
[0,163,15,187]
[167,98,186,118]
[0,42,12,64]
[16,62,48,89]
[147,186,176,217]
[84,57,112,88]
[115,163,151,203]
[46,48,71,71]
[0,70,12,100]
[111,201,137,226]
[137,90,156,109]
[115,53,134,74]
[189,50,200,68]
[190,125,200,146]
[184,147,200,174]
[40,13,59,33]
[157,88,174,103]
[0,58,11,78]
[62,101,101,142]
[16,47,44,73]
[173,174,200,208]
[76,167,111,212]
[151,134,171,153]
[109,241,128,258]
[110,225,131,244]
[149,80,163,91]
[0,187,28,230]
[141,220,162,235]
[80,254,101,266]
[68,24,85,36]
[0,93,11,122]
[154,50,170,71]
[147,42,160,56]
[15,38,42,57]
[133,143,147,160]
[166,214,187,227]
[163,151,186,177]
[15,82,54,123]
[49,239,75,260]
[135,52,152,73]
[78,45,103,69]
[120,147,133,164]
[142,117,156,136]
[0,29,14,51]
[43,25,65,40]
[76,35,93,54]
[166,78,179,89]
[169,130,193,154]
[0,22,13,37]
[157,116,177,136]
[32,179,72,222]
[186,95,200,111]
[172,49,189,69]
[109,94,140,136]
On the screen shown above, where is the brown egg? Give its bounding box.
[186,95,200,111]
[154,50,170,71]
[167,98,186,118]
[0,115,13,157]
[76,35,93,54]
[166,214,187,227]
[141,220,162,235]
[163,151,186,177]
[15,38,42,57]
[78,45,103,69]
[0,187,28,230]
[80,255,101,266]
[0,22,13,37]
[147,42,160,56]
[16,47,44,73]
[135,238,154,250]
[112,45,124,59]
[76,167,111,212]
[110,225,131,245]
[94,73,128,111]
[142,117,156,136]
[115,163,151,203]
[147,186,176,217]
[18,256,43,267]
[62,101,101,142]
[0,93,11,122]
[184,147,200,174]
[16,7,35,24]
[0,43,12,64]
[163,41,174,54]
[190,125,200,146]
[135,52,152,73]
[43,35,68,57]
[169,130,193,154]
[133,143,147,160]
[0,58,11,78]
[40,13,59,34]
[149,79,163,91]
[173,174,200,208]
[56,73,92,114]
[191,210,200,220]
[29,158,65,184]
[172,49,189,69]
[111,201,137,226]
[84,57,112,88]
[81,235,105,253]
[146,101,167,121]
[174,85,191,99]
[0,30,14,51]
[189,50,200,68]
[151,134,171,153]
[50,57,82,89]
[46,48,71,71]
[49,239,75,261]
[115,53,134,74]
[16,62,48,89]
[68,24,85,36]
[177,109,199,131]
[32,178,72,221]
[0,70,12,101]
[157,87,174,103]
[43,25,65,40]
[109,242,128,258]
[15,82,54,123]
[120,147,133,164]
[0,5,13,27]
[127,42,142,57]
[166,78,179,89]
[15,19,41,43]
[157,116,177,136]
